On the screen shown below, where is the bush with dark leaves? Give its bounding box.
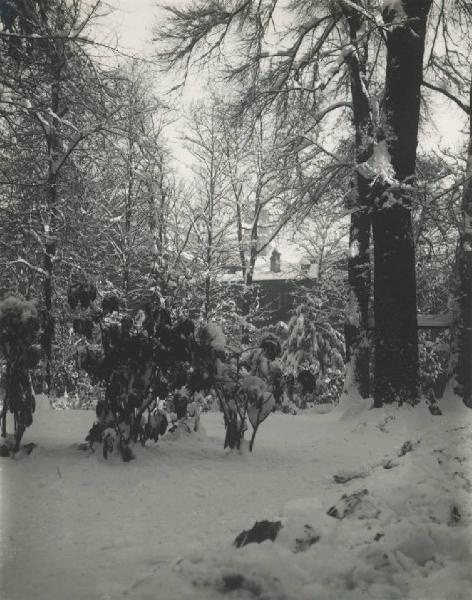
[69,279,200,461]
[101,294,120,315]
[0,296,40,453]
[70,277,277,458]
[67,272,97,310]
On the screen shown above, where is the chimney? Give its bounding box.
[300,257,310,273]
[270,249,281,273]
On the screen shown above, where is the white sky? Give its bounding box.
[100,1,467,154]
[99,0,157,54]
[96,1,207,175]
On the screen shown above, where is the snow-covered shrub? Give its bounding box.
[199,321,226,352]
[0,296,40,453]
[418,331,449,400]
[69,275,279,458]
[67,271,97,310]
[69,282,197,461]
[69,278,246,458]
[202,282,263,351]
[315,368,345,405]
[242,375,275,451]
[281,298,345,407]
[187,321,227,394]
[240,333,283,405]
[210,332,281,451]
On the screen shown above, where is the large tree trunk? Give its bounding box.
[342,12,372,399]
[454,82,472,407]
[372,0,432,406]
[372,207,418,405]
[346,203,371,398]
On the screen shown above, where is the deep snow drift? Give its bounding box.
[1,392,471,600]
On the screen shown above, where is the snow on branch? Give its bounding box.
[0,30,93,42]
[382,0,408,28]
[6,259,48,278]
[357,139,396,185]
[340,0,379,27]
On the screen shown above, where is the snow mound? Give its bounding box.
[439,383,471,415]
[146,411,472,600]
[34,392,52,412]
[334,392,374,420]
[334,367,374,420]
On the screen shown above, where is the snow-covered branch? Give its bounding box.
[6,259,48,278]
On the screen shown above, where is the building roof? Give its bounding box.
[220,254,318,283]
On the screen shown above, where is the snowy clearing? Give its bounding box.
[1,393,471,600]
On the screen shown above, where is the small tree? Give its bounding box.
[240,333,283,405]
[212,332,280,452]
[0,296,40,453]
[282,298,345,407]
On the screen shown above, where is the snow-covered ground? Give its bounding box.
[1,393,471,600]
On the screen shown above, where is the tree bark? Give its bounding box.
[346,203,371,398]
[342,9,372,399]
[372,0,431,406]
[454,81,472,407]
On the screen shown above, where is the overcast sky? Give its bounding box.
[101,1,466,155]
[95,0,467,200]
[94,0,466,263]
[101,0,157,53]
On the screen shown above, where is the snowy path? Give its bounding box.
[1,396,471,599]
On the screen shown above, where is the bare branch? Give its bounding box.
[422,79,470,115]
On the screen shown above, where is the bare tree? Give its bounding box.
[0,0,126,389]
[183,101,235,318]
[85,63,169,302]
[155,0,378,400]
[218,103,300,286]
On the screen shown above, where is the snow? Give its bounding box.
[357,139,396,185]
[342,44,356,59]
[220,253,318,283]
[350,239,360,258]
[1,392,471,599]
[382,0,407,28]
